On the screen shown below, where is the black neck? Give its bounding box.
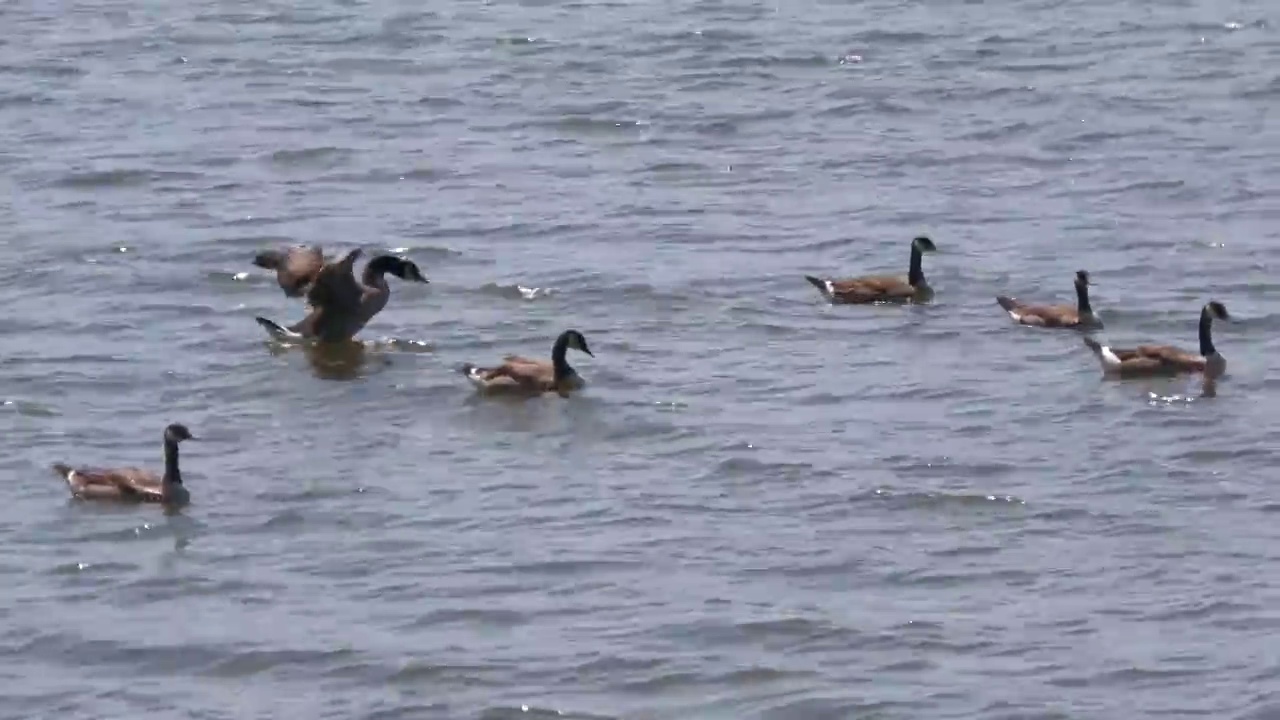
[362,256,398,284]
[551,334,574,380]
[1199,309,1216,356]
[1075,282,1092,314]
[908,246,925,286]
[163,439,182,485]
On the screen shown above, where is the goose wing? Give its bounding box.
[306,251,364,312]
[1101,344,1205,374]
[254,245,325,298]
[810,274,916,303]
[299,250,370,341]
[501,354,548,367]
[1133,345,1207,370]
[466,359,555,393]
[997,298,1080,327]
[55,465,162,501]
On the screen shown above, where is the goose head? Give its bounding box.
[911,236,937,253]
[164,424,195,444]
[562,329,594,357]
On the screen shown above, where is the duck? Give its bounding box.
[461,329,594,397]
[252,244,326,298]
[1082,301,1230,378]
[51,424,195,507]
[996,270,1102,329]
[255,248,429,343]
[804,236,938,304]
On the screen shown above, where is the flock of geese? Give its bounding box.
[50,235,1231,511]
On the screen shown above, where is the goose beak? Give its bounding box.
[583,348,595,357]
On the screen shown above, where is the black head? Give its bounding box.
[251,251,279,270]
[1074,270,1092,286]
[369,255,429,283]
[912,236,937,253]
[395,258,428,283]
[164,424,194,443]
[562,329,593,357]
[1205,301,1230,321]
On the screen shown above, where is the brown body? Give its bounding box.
[1082,302,1230,379]
[1083,339,1214,377]
[53,464,174,503]
[996,270,1101,329]
[463,330,594,398]
[997,300,1080,327]
[467,356,586,395]
[50,424,194,507]
[255,250,428,343]
[805,236,937,304]
[806,274,926,303]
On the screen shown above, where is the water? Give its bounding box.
[2,0,1278,717]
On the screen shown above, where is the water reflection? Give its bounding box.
[265,338,386,381]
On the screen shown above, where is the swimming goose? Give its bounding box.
[804,236,938,304]
[51,424,195,507]
[255,249,429,343]
[462,329,594,397]
[996,270,1102,329]
[253,244,326,298]
[1082,301,1230,378]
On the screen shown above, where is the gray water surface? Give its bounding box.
[2,0,1279,718]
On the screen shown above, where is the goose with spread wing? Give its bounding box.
[255,248,428,343]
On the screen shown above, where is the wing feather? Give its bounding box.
[827,275,916,302]
[59,466,162,502]
[255,246,325,298]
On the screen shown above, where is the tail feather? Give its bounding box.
[52,463,79,493]
[460,364,488,389]
[256,316,304,342]
[252,251,281,270]
[995,295,1022,313]
[804,275,833,298]
[1082,336,1123,372]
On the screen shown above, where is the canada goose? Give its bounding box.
[996,270,1102,329]
[804,236,937,304]
[461,329,594,397]
[51,424,195,507]
[1082,301,1230,378]
[255,249,428,343]
[253,244,326,298]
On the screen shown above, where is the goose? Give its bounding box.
[804,236,937,304]
[51,424,195,507]
[461,329,594,397]
[252,244,326,298]
[1082,301,1230,378]
[996,270,1102,329]
[255,249,428,343]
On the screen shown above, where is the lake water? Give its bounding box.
[2,0,1279,718]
